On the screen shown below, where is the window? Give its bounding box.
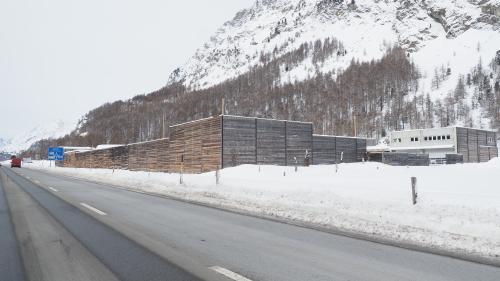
[411,137,414,142]
[442,135,446,140]
[424,137,428,141]
[433,136,437,140]
[438,136,441,140]
[398,138,402,143]
[415,137,419,142]
[447,135,451,140]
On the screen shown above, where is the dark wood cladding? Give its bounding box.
[222,116,314,167]
[356,139,367,162]
[456,127,497,163]
[312,135,367,164]
[222,116,256,168]
[168,116,222,173]
[456,127,469,161]
[285,121,313,166]
[256,119,286,165]
[382,152,430,166]
[446,154,464,164]
[312,135,336,164]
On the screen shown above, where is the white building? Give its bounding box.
[388,127,498,162]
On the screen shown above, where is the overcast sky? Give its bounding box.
[0,0,254,138]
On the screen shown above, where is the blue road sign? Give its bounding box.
[48,147,64,161]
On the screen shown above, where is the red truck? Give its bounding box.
[11,156,21,168]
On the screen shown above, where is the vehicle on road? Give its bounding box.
[11,156,21,168]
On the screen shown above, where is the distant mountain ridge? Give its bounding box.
[168,0,500,93]
[0,120,75,154]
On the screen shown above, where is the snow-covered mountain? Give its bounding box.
[168,0,500,100]
[0,120,76,153]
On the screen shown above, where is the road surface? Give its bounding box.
[1,166,499,281]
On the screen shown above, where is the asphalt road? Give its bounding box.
[2,166,500,281]
[0,167,225,281]
[0,172,25,281]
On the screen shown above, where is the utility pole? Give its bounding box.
[221,98,225,115]
[353,115,357,137]
[162,113,166,138]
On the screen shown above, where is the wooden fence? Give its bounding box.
[312,135,367,164]
[221,116,314,168]
[61,115,368,173]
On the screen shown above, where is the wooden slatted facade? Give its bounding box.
[312,135,337,165]
[62,114,368,173]
[256,119,286,165]
[168,116,222,173]
[285,121,313,166]
[456,127,497,163]
[312,135,367,164]
[222,116,257,168]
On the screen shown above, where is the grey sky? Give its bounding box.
[0,0,254,138]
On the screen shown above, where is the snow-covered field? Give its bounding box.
[21,159,500,262]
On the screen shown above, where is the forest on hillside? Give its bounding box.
[25,39,500,158]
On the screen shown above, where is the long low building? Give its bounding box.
[388,126,498,162]
[61,115,367,173]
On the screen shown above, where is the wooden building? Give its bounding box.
[221,115,314,168]
[312,135,367,164]
[61,115,368,173]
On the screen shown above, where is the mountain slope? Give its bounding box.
[0,120,75,154]
[168,0,500,97]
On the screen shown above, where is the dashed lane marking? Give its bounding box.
[80,203,107,216]
[210,266,253,281]
[48,187,59,192]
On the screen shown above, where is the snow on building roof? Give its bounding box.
[95,144,125,150]
[62,146,92,150]
[367,143,390,152]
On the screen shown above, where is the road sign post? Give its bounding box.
[48,147,64,167]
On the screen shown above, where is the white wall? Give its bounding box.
[390,127,456,148]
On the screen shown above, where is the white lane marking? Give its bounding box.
[34,180,40,184]
[26,176,31,179]
[80,203,107,216]
[210,266,253,281]
[48,187,59,192]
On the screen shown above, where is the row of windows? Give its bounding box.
[393,135,452,143]
[423,135,451,141]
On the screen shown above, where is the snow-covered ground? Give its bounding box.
[21,159,500,262]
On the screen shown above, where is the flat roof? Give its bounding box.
[223,114,313,124]
[390,126,496,134]
[313,134,366,139]
[170,116,219,128]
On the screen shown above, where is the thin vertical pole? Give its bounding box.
[354,115,357,137]
[411,177,418,205]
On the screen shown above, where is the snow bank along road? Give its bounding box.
[26,160,500,262]
[1,166,500,281]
